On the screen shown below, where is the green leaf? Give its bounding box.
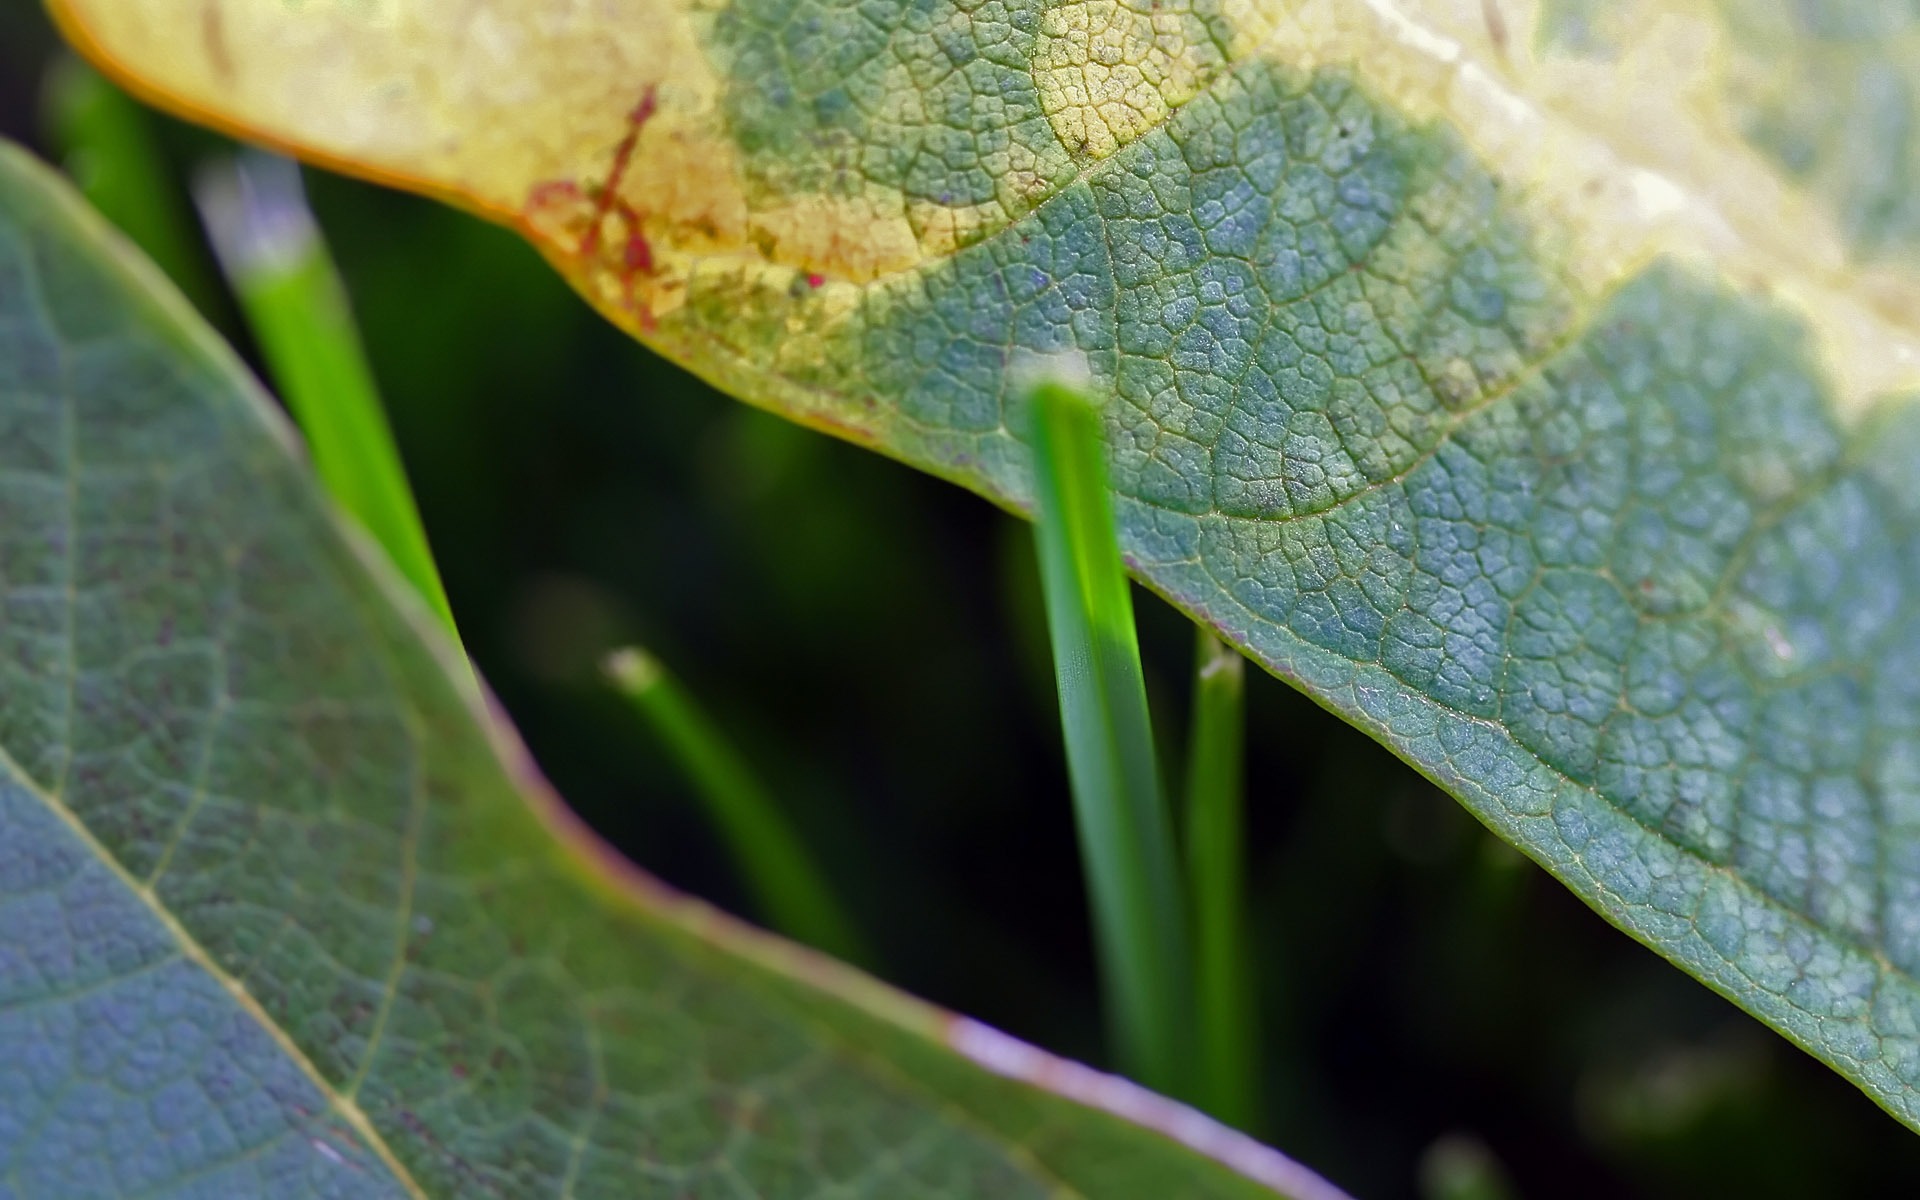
[0,141,1344,1198]
[42,0,1920,1132]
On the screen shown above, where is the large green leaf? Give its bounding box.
[0,141,1345,1198]
[40,0,1920,1134]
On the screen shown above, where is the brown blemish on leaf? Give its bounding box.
[199,0,233,86]
[746,192,924,282]
[1480,0,1507,58]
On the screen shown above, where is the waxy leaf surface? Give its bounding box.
[43,0,1920,1133]
[0,142,1343,1198]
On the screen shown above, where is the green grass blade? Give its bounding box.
[1184,627,1257,1128]
[194,153,459,643]
[603,647,871,966]
[1025,368,1191,1096]
[40,57,223,316]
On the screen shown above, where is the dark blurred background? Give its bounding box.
[7,6,1920,1196]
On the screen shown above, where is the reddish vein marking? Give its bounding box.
[580,86,657,257]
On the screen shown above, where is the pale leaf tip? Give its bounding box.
[602,646,663,693]
[1012,348,1095,404]
[192,151,317,282]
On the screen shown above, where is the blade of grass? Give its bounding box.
[193,152,459,644]
[41,57,223,316]
[1185,627,1257,1128]
[603,647,871,966]
[1025,367,1192,1096]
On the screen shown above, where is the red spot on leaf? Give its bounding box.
[526,179,582,209]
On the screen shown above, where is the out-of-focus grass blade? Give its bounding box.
[1025,365,1191,1097]
[1185,627,1257,1128]
[604,647,871,966]
[194,152,459,644]
[1419,1134,1517,1200]
[41,56,222,315]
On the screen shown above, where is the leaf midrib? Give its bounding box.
[0,744,431,1200]
[2,161,429,1199]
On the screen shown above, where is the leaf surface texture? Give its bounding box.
[0,142,1334,1199]
[41,0,1920,1131]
